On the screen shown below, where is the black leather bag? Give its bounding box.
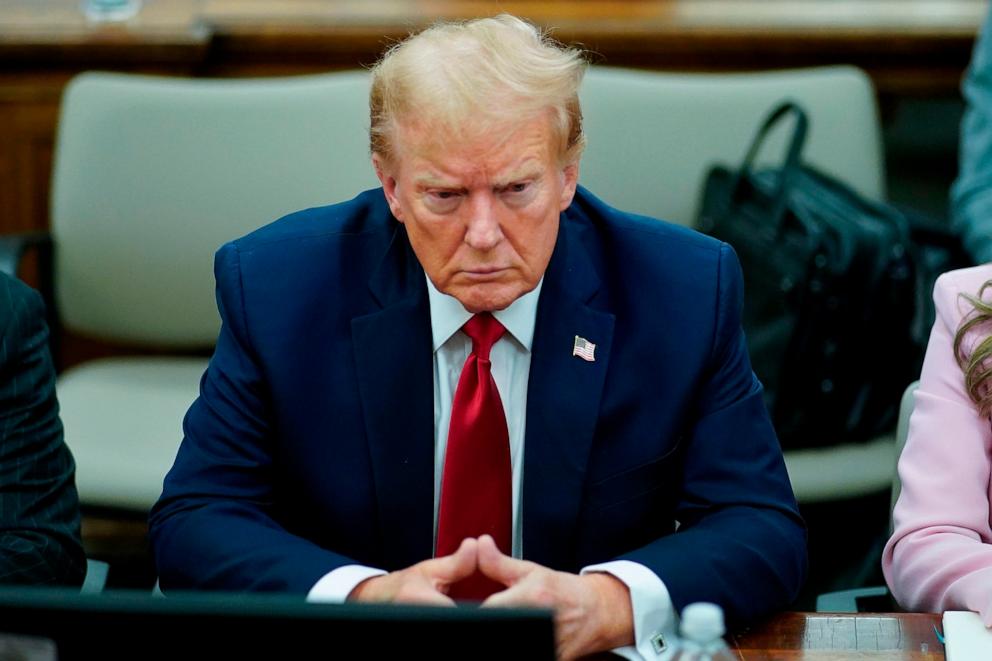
[697,101,921,448]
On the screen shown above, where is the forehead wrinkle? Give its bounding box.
[398,116,555,188]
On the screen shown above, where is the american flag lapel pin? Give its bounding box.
[572,335,596,362]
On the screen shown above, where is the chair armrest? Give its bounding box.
[152,578,164,598]
[0,232,55,313]
[0,232,59,365]
[816,586,891,613]
[0,232,52,279]
[81,559,110,594]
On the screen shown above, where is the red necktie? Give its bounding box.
[436,313,512,600]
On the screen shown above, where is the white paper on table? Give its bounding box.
[943,611,992,661]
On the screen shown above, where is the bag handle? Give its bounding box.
[730,101,810,225]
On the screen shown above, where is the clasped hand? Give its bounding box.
[348,535,634,659]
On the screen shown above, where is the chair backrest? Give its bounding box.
[890,380,921,521]
[50,71,378,347]
[50,67,882,343]
[578,65,885,227]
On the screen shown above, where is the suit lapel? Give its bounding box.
[523,218,615,570]
[352,225,435,570]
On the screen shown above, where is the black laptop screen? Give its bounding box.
[0,588,555,660]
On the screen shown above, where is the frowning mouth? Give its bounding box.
[461,267,508,280]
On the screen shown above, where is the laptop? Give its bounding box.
[0,587,555,660]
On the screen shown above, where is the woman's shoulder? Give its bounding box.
[933,263,992,332]
[934,264,992,323]
[935,264,992,297]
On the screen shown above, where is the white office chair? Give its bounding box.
[579,65,884,226]
[579,65,893,503]
[815,380,919,612]
[889,381,920,519]
[50,71,378,510]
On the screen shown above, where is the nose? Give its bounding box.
[463,192,503,251]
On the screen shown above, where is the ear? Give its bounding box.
[372,153,406,222]
[558,162,580,212]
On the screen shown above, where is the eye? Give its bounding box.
[499,181,536,207]
[424,189,461,213]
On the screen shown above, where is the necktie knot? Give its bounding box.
[462,313,505,361]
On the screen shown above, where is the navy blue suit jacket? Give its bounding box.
[150,186,806,623]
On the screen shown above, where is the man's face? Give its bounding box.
[374,114,579,313]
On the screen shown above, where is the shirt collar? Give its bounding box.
[426,275,542,353]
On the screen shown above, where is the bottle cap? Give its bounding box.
[680,602,726,642]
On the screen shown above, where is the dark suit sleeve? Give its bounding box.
[618,243,807,624]
[0,276,85,586]
[150,243,359,593]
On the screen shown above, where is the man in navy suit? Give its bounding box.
[150,15,805,660]
[0,271,85,586]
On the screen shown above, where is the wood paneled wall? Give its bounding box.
[1,0,984,238]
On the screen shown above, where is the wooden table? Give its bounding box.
[732,612,944,660]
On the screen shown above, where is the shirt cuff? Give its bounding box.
[581,560,677,661]
[306,565,388,603]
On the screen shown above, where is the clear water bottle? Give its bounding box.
[81,0,142,22]
[671,602,736,661]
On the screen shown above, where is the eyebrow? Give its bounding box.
[413,159,544,190]
[493,166,542,188]
[414,174,457,189]
[414,167,541,190]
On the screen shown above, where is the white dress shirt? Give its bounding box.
[308,277,678,659]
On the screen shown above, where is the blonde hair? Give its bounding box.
[954,279,992,418]
[369,14,587,165]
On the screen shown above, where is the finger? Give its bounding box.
[353,570,460,606]
[480,580,530,608]
[393,584,458,607]
[424,537,479,583]
[476,534,534,586]
[411,589,458,607]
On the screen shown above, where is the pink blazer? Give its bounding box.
[883,264,992,623]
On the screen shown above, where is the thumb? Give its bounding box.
[477,534,531,586]
[428,537,479,584]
